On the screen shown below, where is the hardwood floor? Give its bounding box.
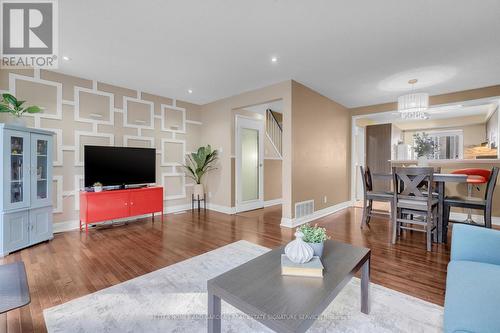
[1,205,452,332]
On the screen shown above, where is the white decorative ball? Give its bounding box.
[285,231,314,264]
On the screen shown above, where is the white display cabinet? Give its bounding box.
[0,124,54,256]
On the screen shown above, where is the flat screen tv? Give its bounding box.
[84,145,156,187]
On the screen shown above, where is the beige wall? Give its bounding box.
[200,81,292,217]
[291,81,350,216]
[264,159,282,201]
[0,69,201,228]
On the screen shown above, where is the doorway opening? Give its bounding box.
[233,100,283,213]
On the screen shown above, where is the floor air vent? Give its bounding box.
[295,200,314,219]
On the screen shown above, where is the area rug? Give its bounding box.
[44,240,443,332]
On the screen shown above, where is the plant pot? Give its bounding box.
[417,156,428,166]
[93,186,103,192]
[6,115,27,127]
[193,184,204,199]
[306,241,324,257]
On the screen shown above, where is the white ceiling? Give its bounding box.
[58,0,500,107]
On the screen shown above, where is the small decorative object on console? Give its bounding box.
[93,182,103,192]
[298,223,330,257]
[284,231,314,264]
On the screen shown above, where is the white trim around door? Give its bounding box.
[235,115,265,213]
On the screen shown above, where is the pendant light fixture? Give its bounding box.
[398,79,429,120]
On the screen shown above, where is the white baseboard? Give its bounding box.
[280,200,353,228]
[53,220,80,233]
[52,204,194,233]
[449,212,500,226]
[207,203,237,215]
[264,198,283,207]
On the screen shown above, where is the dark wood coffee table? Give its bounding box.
[207,240,370,333]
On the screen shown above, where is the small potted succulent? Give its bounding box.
[297,223,330,257]
[0,93,42,126]
[93,182,103,192]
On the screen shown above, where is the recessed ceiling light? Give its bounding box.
[62,56,71,61]
[271,56,278,63]
[187,89,193,94]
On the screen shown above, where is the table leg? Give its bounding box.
[437,182,445,243]
[361,258,370,314]
[0,312,6,333]
[208,290,221,333]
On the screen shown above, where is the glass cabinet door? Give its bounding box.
[3,130,31,210]
[31,134,52,208]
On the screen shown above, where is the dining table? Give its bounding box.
[372,172,468,243]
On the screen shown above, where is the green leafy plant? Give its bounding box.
[183,145,218,184]
[413,132,435,158]
[297,223,330,243]
[0,93,42,117]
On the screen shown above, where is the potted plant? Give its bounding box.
[93,182,103,192]
[413,132,435,166]
[297,223,330,257]
[183,145,218,198]
[0,93,42,126]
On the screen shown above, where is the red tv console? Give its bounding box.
[79,186,164,234]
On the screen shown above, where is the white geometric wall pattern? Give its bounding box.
[52,176,63,213]
[124,135,155,148]
[161,173,186,200]
[74,131,114,166]
[73,175,84,211]
[44,127,63,166]
[1,68,201,228]
[9,73,63,120]
[123,97,155,129]
[161,139,186,166]
[74,87,114,125]
[161,104,186,133]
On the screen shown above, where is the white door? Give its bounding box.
[236,116,264,212]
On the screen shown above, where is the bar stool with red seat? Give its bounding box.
[450,169,490,224]
[444,168,499,230]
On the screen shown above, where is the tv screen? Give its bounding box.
[84,146,156,187]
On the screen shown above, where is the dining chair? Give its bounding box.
[359,166,393,229]
[392,167,438,251]
[444,167,499,229]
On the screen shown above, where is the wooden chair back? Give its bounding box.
[359,166,373,193]
[392,167,435,206]
[485,167,499,203]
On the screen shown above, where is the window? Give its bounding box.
[416,130,463,160]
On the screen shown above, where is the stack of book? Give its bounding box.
[281,254,324,277]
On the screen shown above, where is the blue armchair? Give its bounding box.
[444,224,500,333]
